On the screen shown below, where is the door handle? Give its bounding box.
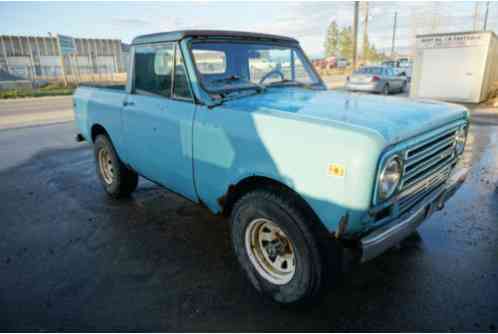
[123,101,135,107]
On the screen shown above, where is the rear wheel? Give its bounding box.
[94,134,138,198]
[230,188,342,305]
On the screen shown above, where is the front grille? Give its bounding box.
[397,126,459,214]
[398,165,451,214]
[401,127,458,190]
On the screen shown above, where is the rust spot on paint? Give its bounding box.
[217,194,226,208]
[335,211,350,238]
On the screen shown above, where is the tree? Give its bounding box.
[324,20,339,58]
[338,26,353,60]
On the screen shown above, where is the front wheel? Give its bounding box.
[94,134,138,198]
[382,84,390,95]
[230,189,341,304]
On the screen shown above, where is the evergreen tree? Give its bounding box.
[324,20,339,58]
[338,26,353,60]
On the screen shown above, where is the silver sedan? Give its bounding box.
[345,66,407,95]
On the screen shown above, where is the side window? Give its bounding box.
[134,44,174,97]
[292,50,313,83]
[192,49,226,74]
[173,46,193,99]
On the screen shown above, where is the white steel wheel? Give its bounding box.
[98,147,114,185]
[245,218,296,285]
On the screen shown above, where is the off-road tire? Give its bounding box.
[230,188,342,305]
[94,134,138,198]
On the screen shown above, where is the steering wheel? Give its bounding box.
[259,69,285,85]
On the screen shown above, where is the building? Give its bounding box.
[410,31,498,103]
[0,34,128,83]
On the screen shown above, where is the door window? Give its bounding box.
[134,44,174,97]
[173,47,193,99]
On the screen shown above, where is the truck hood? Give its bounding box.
[223,88,468,144]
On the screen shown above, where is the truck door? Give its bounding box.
[122,43,197,201]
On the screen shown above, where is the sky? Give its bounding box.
[1,1,497,57]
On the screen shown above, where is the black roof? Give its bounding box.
[132,30,298,45]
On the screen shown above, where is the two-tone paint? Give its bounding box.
[73,32,469,238]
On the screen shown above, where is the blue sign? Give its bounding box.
[57,34,76,55]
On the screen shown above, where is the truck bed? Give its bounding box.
[73,85,128,145]
[78,83,126,91]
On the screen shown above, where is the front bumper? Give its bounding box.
[360,166,468,262]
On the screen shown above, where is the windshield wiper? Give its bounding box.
[207,84,265,109]
[267,79,316,90]
[209,75,266,92]
[210,75,241,84]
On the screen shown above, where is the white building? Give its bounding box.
[0,35,128,82]
[410,31,498,103]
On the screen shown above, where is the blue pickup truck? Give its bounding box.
[73,30,469,304]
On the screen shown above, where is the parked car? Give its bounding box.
[382,60,398,68]
[336,58,349,68]
[398,61,413,82]
[383,59,413,81]
[345,66,408,94]
[73,30,469,305]
[312,57,338,71]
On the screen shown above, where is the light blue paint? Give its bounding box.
[73,32,469,236]
[122,93,198,201]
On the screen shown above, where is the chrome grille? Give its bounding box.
[397,126,459,214]
[398,165,451,214]
[401,127,457,190]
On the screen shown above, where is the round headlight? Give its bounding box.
[455,127,467,155]
[378,156,402,201]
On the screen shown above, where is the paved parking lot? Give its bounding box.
[0,97,497,331]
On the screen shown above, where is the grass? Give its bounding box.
[0,83,76,99]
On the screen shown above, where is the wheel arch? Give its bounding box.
[90,123,109,143]
[220,175,331,236]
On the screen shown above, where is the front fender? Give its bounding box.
[194,104,386,234]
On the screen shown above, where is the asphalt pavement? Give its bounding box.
[0,96,73,130]
[0,98,497,331]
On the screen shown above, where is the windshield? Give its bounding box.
[190,41,321,94]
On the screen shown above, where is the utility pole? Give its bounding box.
[483,1,490,31]
[352,1,359,70]
[391,11,397,58]
[362,2,369,64]
[473,2,480,31]
[431,3,440,32]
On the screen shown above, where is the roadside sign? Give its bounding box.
[55,34,77,86]
[56,34,76,55]
[416,32,488,50]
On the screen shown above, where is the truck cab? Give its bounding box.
[73,30,469,305]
